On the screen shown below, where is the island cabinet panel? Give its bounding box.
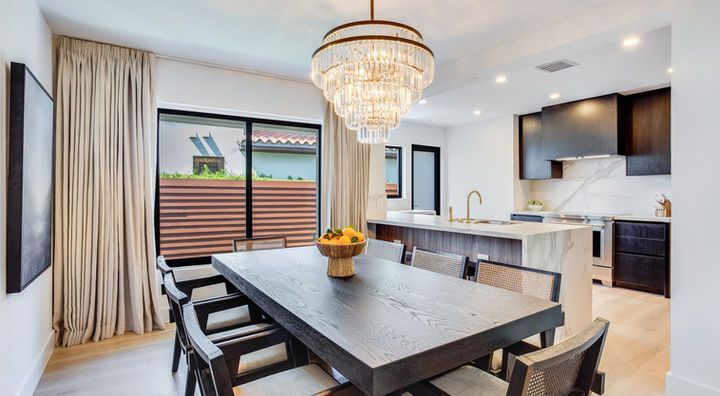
[370,223,523,268]
[613,220,670,297]
[542,93,625,160]
[519,112,563,180]
[624,87,671,176]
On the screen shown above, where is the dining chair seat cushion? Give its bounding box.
[206,306,251,331]
[233,364,338,395]
[430,365,508,396]
[489,335,541,371]
[237,343,289,374]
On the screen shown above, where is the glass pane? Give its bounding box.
[158,113,247,260]
[251,123,319,247]
[385,146,401,197]
[412,150,436,211]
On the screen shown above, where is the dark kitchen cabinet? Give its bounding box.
[613,220,670,297]
[510,214,544,223]
[519,112,562,180]
[542,93,625,160]
[625,87,671,176]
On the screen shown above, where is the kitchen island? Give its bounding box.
[367,212,592,339]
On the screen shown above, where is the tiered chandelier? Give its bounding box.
[311,0,435,144]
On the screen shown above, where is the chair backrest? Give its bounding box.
[183,303,236,396]
[163,273,191,349]
[506,317,610,396]
[233,236,287,252]
[410,247,467,278]
[157,255,173,277]
[476,260,561,302]
[364,238,406,263]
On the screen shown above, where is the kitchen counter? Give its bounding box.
[367,212,592,340]
[368,212,590,241]
[511,211,671,223]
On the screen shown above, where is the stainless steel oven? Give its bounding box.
[543,214,614,286]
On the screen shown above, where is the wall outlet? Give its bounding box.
[477,253,489,261]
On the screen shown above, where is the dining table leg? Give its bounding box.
[289,335,309,367]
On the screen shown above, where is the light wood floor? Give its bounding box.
[34,284,670,395]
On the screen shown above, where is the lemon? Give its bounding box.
[339,236,351,244]
[354,231,365,242]
[342,227,355,238]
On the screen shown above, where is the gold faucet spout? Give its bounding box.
[466,190,483,221]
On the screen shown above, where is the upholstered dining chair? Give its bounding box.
[364,238,406,263]
[421,317,610,396]
[158,255,252,374]
[410,247,468,278]
[183,301,361,396]
[164,273,293,396]
[233,236,287,252]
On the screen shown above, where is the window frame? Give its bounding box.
[154,108,322,267]
[385,145,403,199]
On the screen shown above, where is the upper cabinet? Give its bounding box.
[624,88,671,176]
[541,93,625,160]
[519,112,562,180]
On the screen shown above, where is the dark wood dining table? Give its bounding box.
[212,246,564,395]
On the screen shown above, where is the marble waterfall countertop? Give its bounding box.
[367,212,590,241]
[510,210,671,223]
[368,212,593,340]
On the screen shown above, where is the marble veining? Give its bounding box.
[529,157,671,215]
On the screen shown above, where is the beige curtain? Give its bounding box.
[52,37,164,347]
[321,101,371,234]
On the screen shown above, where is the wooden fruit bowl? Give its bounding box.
[315,241,366,278]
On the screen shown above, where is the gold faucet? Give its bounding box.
[466,190,483,222]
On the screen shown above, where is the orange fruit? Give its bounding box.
[339,236,351,244]
[354,231,365,242]
[342,227,355,238]
[328,238,339,245]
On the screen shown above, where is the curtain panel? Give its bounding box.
[53,37,164,347]
[321,101,371,234]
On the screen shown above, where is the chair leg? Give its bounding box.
[184,367,197,396]
[172,335,182,373]
[289,336,309,367]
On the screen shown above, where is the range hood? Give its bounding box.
[542,93,626,161]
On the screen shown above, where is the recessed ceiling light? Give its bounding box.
[622,37,640,47]
[495,75,507,84]
[473,110,482,115]
[549,93,560,100]
[667,67,674,74]
[419,99,427,104]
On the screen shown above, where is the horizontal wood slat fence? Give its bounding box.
[160,178,317,260]
[385,183,398,196]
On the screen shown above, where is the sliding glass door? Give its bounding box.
[156,109,320,264]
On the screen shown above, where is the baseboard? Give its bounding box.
[19,331,55,396]
[667,371,720,396]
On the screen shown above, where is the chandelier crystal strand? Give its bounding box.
[311,1,434,143]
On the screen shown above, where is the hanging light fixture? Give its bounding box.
[311,0,434,144]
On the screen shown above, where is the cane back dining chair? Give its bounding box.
[410,247,468,279]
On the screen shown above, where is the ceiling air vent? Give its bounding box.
[535,59,579,73]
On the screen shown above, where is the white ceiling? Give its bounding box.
[38,0,674,127]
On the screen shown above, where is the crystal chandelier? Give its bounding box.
[311,0,434,144]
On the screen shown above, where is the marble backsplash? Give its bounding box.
[528,157,672,215]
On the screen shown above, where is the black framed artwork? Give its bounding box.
[6,62,54,293]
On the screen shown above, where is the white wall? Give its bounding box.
[156,57,324,123]
[528,158,672,215]
[0,1,55,395]
[446,116,516,221]
[385,121,447,213]
[667,1,720,395]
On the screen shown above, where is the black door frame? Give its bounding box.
[411,144,441,215]
[155,108,322,267]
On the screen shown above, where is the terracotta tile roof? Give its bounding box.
[252,129,317,146]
